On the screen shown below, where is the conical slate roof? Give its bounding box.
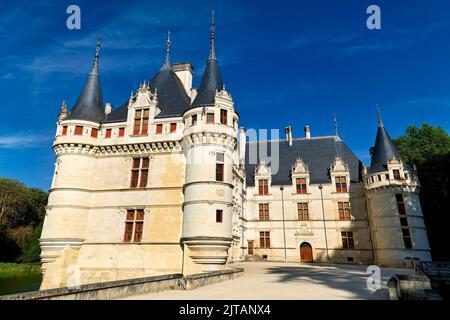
[191,11,224,108]
[67,37,105,122]
[368,111,402,174]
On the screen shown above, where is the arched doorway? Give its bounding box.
[300,242,313,262]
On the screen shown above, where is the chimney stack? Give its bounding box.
[304,125,311,139]
[284,126,293,146]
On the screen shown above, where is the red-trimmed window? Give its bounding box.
[296,178,307,194]
[133,108,149,135]
[74,126,83,135]
[156,123,163,134]
[298,203,309,221]
[220,109,228,125]
[118,127,125,137]
[124,209,145,243]
[335,176,347,193]
[258,179,269,195]
[393,169,401,180]
[170,123,177,133]
[341,231,354,249]
[216,210,223,223]
[91,128,98,138]
[206,113,214,123]
[259,204,269,221]
[130,158,149,188]
[338,202,351,220]
[62,126,68,136]
[216,152,224,181]
[260,231,270,248]
[105,128,112,138]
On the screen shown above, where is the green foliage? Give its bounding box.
[393,123,450,261]
[0,178,47,263]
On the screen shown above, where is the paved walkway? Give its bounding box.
[122,262,414,300]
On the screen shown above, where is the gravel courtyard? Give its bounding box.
[122,262,413,300]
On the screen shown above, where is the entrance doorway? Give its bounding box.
[300,242,313,262]
[248,241,254,255]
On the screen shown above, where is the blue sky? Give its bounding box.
[0,0,449,190]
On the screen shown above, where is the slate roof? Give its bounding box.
[103,63,190,123]
[67,43,105,122]
[245,137,363,186]
[191,58,223,107]
[368,125,402,174]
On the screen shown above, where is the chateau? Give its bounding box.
[40,15,432,290]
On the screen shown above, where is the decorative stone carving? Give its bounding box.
[291,158,309,174]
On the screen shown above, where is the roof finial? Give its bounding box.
[166,30,171,65]
[333,113,339,137]
[209,10,216,60]
[377,104,383,127]
[90,34,101,75]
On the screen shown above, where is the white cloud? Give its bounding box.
[0,132,52,149]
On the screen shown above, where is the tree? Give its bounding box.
[393,123,450,261]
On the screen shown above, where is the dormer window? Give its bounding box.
[393,169,401,180]
[258,179,269,195]
[133,108,149,135]
[206,113,214,123]
[220,109,227,125]
[296,178,307,194]
[335,176,347,193]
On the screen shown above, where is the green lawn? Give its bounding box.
[0,262,41,273]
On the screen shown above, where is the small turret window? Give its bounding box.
[62,126,68,136]
[393,169,401,180]
[216,210,223,223]
[156,124,163,134]
[105,129,112,138]
[216,152,224,181]
[118,127,125,137]
[170,123,177,133]
[206,113,214,123]
[396,194,406,215]
[91,128,98,138]
[74,126,83,135]
[220,109,228,125]
[191,114,197,126]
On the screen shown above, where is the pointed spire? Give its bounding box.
[369,109,402,173]
[166,30,171,65]
[377,104,383,127]
[333,113,339,137]
[67,36,104,122]
[209,10,216,61]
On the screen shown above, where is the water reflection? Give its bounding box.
[0,271,42,295]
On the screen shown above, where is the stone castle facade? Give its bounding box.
[39,16,431,289]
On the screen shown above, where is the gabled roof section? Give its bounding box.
[368,109,402,173]
[67,36,105,122]
[245,137,363,186]
[191,11,224,108]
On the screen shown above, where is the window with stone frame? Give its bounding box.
[393,169,401,180]
[133,108,149,135]
[396,194,406,215]
[402,228,413,249]
[118,127,125,137]
[335,176,347,192]
[216,152,224,181]
[259,203,269,221]
[62,126,68,136]
[258,179,269,195]
[297,202,309,221]
[220,109,228,125]
[338,202,351,220]
[296,178,307,194]
[124,209,145,243]
[216,210,223,223]
[74,126,83,135]
[105,128,112,138]
[155,123,163,134]
[191,114,197,126]
[206,113,214,123]
[130,158,149,188]
[260,231,270,248]
[341,231,354,249]
[170,123,177,133]
[91,128,98,138]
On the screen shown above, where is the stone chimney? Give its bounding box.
[172,62,193,98]
[105,103,112,115]
[239,127,247,166]
[284,126,293,146]
[304,125,311,139]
